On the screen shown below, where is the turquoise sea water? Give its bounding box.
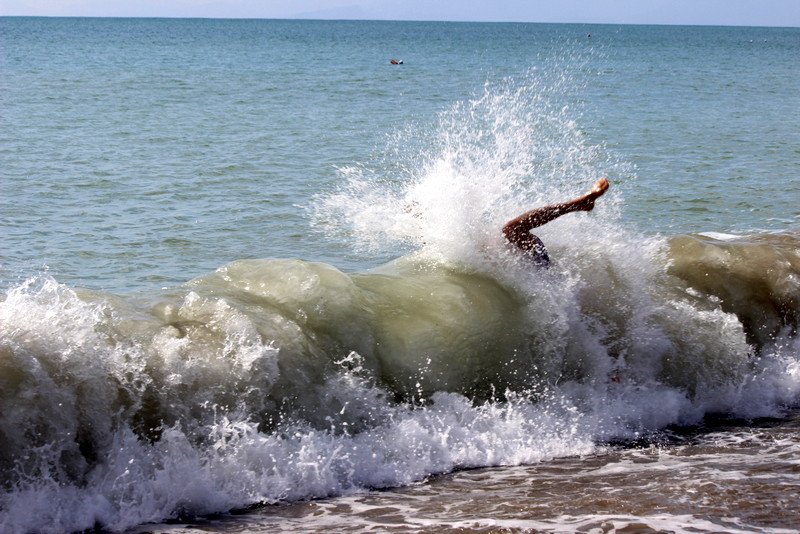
[2,18,798,291]
[1,18,799,533]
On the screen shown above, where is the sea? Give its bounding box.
[1,17,799,534]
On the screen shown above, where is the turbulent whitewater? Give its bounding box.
[2,229,799,532]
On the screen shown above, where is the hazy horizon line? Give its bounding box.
[2,14,798,29]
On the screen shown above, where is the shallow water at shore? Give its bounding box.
[131,412,800,534]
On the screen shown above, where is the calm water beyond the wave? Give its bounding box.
[1,17,799,533]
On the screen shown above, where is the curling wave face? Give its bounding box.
[1,229,799,532]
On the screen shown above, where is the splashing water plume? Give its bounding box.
[313,72,623,267]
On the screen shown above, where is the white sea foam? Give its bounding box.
[698,231,742,241]
[2,265,798,532]
[312,70,627,268]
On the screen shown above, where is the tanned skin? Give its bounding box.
[502,178,610,254]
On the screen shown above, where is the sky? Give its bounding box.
[1,0,799,27]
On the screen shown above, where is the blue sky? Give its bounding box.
[2,0,799,27]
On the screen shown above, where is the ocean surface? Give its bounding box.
[1,17,799,533]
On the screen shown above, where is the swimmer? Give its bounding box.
[502,178,609,265]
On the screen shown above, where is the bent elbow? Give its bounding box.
[502,221,523,243]
[502,225,523,249]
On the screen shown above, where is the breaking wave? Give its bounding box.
[1,73,798,533]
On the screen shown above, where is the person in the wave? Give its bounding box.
[502,177,610,266]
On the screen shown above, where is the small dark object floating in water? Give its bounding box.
[390,58,404,65]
